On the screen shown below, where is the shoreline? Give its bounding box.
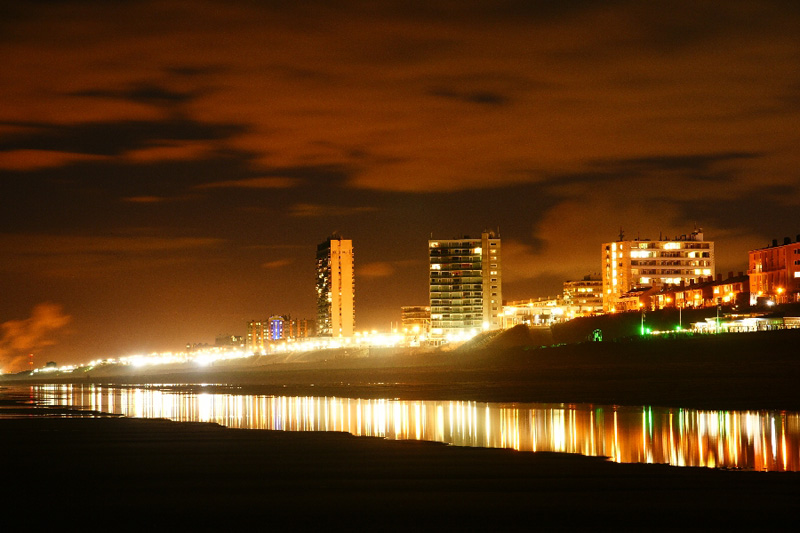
[6,329,800,411]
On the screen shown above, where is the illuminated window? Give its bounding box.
[795,272,800,278]
[663,242,681,250]
[474,247,482,254]
[431,264,441,270]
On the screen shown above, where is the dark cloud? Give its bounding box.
[428,87,510,106]
[71,83,200,107]
[589,152,764,179]
[0,118,246,157]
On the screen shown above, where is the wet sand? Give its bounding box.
[4,415,800,530]
[4,330,800,529]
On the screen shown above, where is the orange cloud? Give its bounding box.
[196,177,301,189]
[0,149,107,171]
[289,203,378,217]
[357,262,395,278]
[123,141,214,162]
[122,196,168,203]
[261,259,292,269]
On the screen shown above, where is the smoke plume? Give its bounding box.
[0,303,71,372]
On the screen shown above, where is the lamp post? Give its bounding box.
[639,301,646,336]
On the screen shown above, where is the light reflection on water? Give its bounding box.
[28,384,800,472]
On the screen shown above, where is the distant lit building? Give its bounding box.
[503,297,563,326]
[287,317,312,339]
[268,315,286,341]
[316,234,355,337]
[562,274,603,315]
[215,334,244,347]
[246,320,267,353]
[267,315,313,341]
[429,231,502,340]
[652,273,749,310]
[748,235,800,304]
[400,306,431,336]
[603,228,715,312]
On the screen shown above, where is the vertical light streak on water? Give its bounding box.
[613,409,619,463]
[771,415,777,462]
[641,409,647,463]
[782,414,787,471]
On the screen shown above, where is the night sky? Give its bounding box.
[2,1,799,369]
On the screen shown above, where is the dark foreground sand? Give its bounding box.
[3,415,799,531]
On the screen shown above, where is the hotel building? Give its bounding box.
[748,235,800,304]
[429,231,502,340]
[316,234,355,337]
[602,228,715,312]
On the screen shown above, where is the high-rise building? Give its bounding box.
[429,230,502,340]
[316,234,355,337]
[602,228,714,312]
[748,235,800,304]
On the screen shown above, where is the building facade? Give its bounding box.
[602,228,715,312]
[400,306,431,335]
[562,274,603,315]
[316,234,355,337]
[246,320,267,353]
[749,235,800,304]
[429,231,502,340]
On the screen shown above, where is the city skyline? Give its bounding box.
[2,1,800,368]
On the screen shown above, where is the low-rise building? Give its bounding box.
[748,235,800,304]
[562,274,603,315]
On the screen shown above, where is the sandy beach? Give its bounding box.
[3,414,799,530]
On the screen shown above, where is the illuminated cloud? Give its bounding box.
[122,196,169,203]
[123,141,216,163]
[197,177,301,189]
[288,203,378,217]
[0,149,107,171]
[357,262,395,278]
[261,259,293,269]
[0,303,71,372]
